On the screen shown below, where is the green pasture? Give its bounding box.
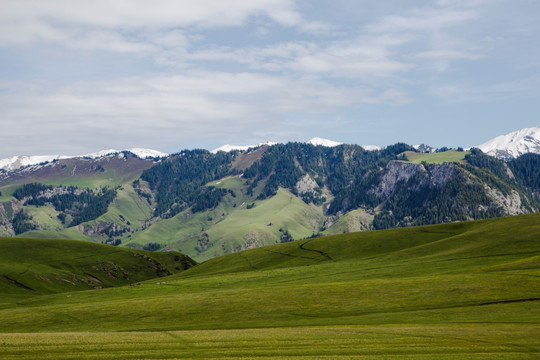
[0,213,539,358]
[2,325,538,359]
[404,150,469,164]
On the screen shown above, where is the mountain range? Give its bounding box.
[2,127,539,172]
[0,127,539,261]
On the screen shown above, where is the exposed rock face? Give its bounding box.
[296,174,319,195]
[371,161,458,200]
[429,162,455,188]
[484,186,524,215]
[371,161,425,199]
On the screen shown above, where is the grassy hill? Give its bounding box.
[124,178,325,261]
[0,213,539,358]
[0,237,195,300]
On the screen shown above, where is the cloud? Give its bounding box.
[416,50,482,61]
[367,8,478,33]
[0,0,326,50]
[429,74,540,103]
[1,0,533,156]
[176,33,414,78]
[0,71,410,155]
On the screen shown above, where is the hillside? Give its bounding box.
[0,142,539,261]
[0,237,195,300]
[0,213,538,358]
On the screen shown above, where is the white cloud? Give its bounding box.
[176,34,414,78]
[1,0,535,156]
[368,8,478,33]
[0,0,301,29]
[0,0,324,50]
[0,71,411,154]
[417,50,482,61]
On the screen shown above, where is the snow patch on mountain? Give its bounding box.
[307,137,342,147]
[477,125,540,159]
[0,148,167,171]
[211,142,277,154]
[0,155,73,172]
[361,145,381,151]
[84,148,167,159]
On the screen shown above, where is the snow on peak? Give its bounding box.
[361,145,381,151]
[83,148,167,159]
[211,142,277,154]
[307,137,342,147]
[0,155,73,172]
[0,148,167,171]
[477,125,540,159]
[127,148,168,159]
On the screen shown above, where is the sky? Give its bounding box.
[1,0,539,157]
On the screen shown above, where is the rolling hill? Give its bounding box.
[0,237,195,300]
[0,213,538,358]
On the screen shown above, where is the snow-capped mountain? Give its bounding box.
[211,142,278,154]
[83,148,167,159]
[307,137,342,147]
[0,148,167,171]
[0,155,73,172]
[477,125,540,159]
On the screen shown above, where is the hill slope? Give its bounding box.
[0,237,195,300]
[0,213,539,358]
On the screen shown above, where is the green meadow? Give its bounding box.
[404,150,469,164]
[0,213,539,359]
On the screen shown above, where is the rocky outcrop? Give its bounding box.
[296,174,319,195]
[370,161,458,200]
[484,186,525,215]
[428,162,455,188]
[370,161,424,199]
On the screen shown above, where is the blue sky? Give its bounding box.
[1,0,539,157]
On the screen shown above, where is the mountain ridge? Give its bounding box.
[0,148,167,172]
[4,125,540,172]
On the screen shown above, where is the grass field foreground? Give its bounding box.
[0,213,539,359]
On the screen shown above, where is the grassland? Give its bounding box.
[0,237,194,299]
[404,149,469,164]
[2,325,537,359]
[0,213,539,358]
